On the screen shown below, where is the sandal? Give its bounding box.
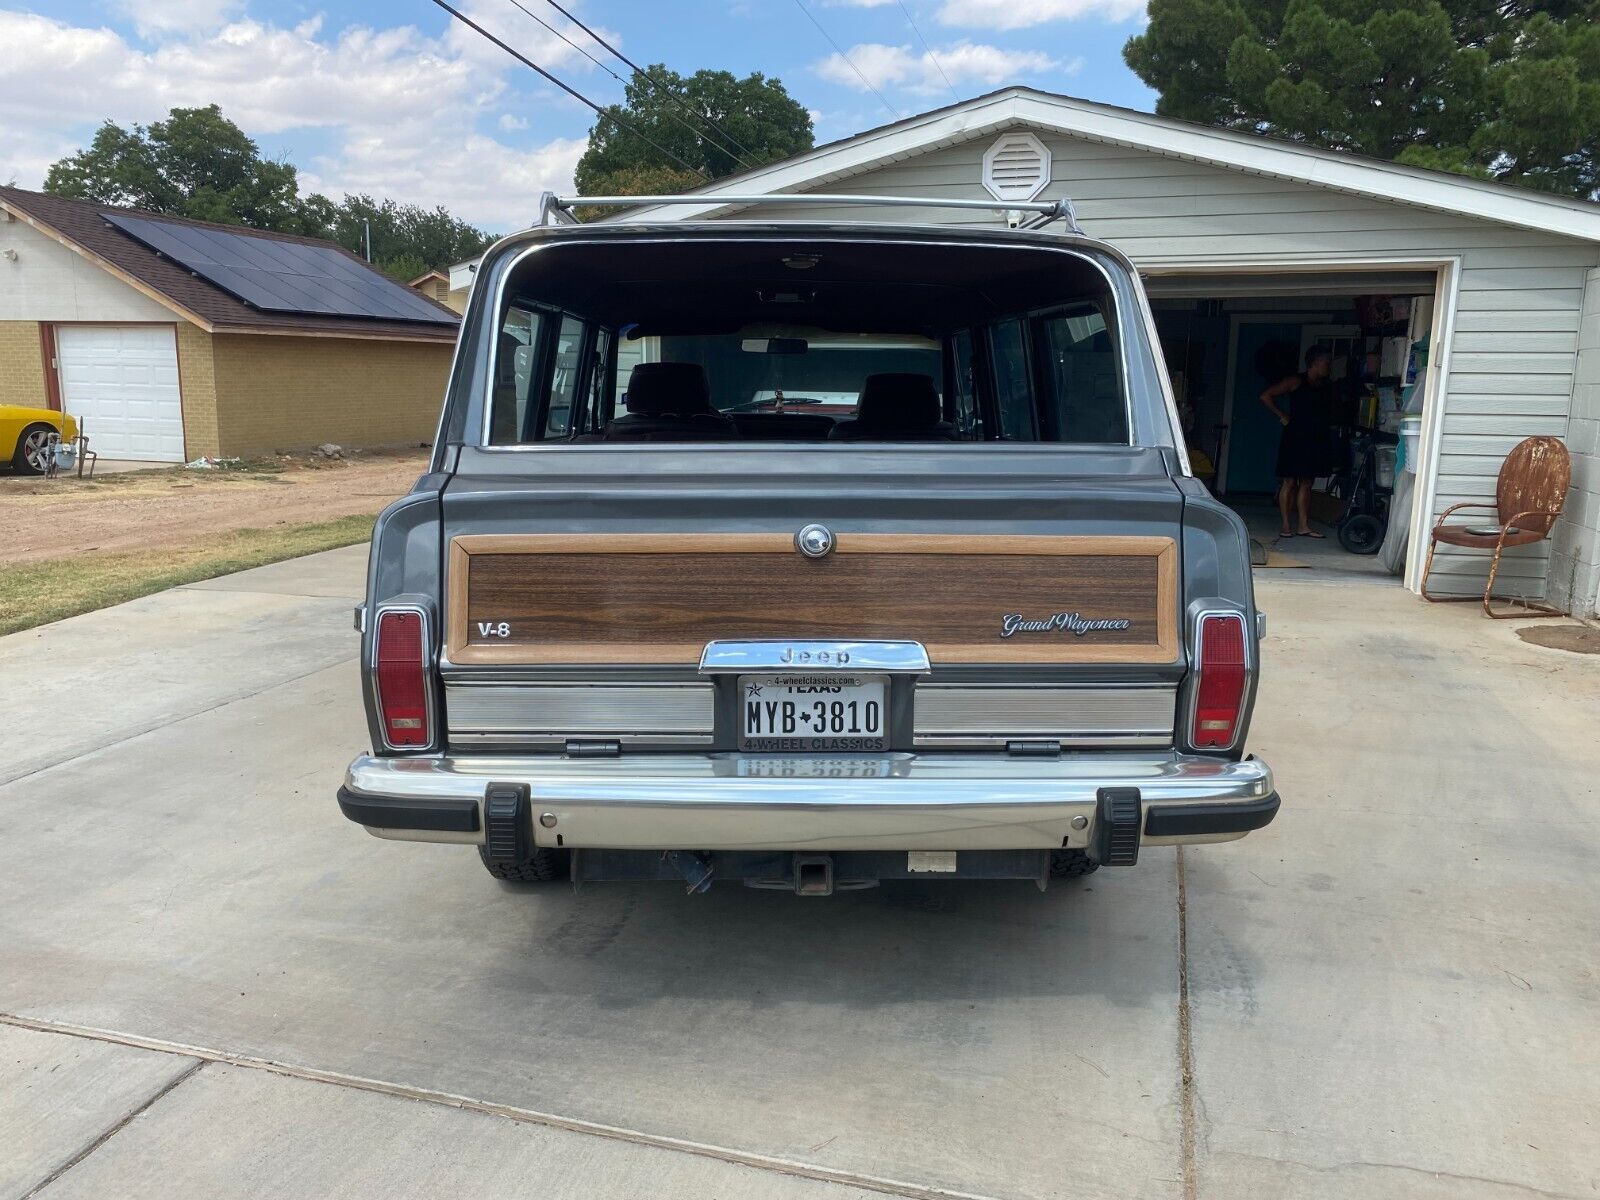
[1298,529,1326,539]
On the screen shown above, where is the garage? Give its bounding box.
[54,324,185,462]
[612,87,1600,615]
[1,186,459,465]
[1142,266,1444,582]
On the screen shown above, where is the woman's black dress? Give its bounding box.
[1275,372,1336,480]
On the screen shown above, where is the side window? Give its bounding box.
[990,319,1036,440]
[1039,305,1126,444]
[949,329,981,439]
[490,305,544,444]
[543,315,586,439]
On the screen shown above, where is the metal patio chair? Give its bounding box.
[1420,435,1571,618]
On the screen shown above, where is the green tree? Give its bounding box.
[1125,0,1600,198]
[575,66,813,196]
[43,105,494,277]
[324,194,493,281]
[45,105,307,229]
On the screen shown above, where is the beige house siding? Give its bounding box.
[735,130,1600,598]
[0,320,46,408]
[175,323,219,460]
[208,334,452,456]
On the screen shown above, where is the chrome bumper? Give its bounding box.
[339,752,1277,852]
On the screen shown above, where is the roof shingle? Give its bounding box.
[0,186,460,342]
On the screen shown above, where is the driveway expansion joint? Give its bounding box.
[19,1058,205,1199]
[0,1012,997,1200]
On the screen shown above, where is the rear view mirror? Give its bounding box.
[740,337,808,355]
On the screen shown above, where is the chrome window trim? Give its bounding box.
[473,233,1140,454]
[368,603,439,753]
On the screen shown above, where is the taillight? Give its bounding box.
[1192,613,1247,749]
[375,609,430,748]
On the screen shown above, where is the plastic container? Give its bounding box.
[1399,416,1422,474]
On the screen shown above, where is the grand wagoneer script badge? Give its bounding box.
[1000,612,1133,638]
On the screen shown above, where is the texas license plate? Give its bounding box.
[738,674,888,752]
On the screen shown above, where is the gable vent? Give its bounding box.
[982,132,1051,203]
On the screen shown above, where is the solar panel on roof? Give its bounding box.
[104,213,456,326]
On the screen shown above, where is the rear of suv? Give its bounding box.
[337,193,1278,894]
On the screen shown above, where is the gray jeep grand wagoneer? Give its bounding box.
[337,192,1278,894]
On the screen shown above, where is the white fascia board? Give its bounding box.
[622,87,1600,244]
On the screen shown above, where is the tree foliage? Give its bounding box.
[1125,0,1600,198]
[44,105,493,277]
[575,66,813,197]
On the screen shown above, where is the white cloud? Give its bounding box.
[821,0,897,6]
[935,0,1147,30]
[113,0,245,38]
[0,9,598,230]
[498,113,530,132]
[815,41,1061,96]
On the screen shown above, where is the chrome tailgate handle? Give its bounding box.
[698,640,931,675]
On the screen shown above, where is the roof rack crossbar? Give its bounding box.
[540,192,1082,233]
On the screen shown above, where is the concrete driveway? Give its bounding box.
[2,548,1597,1200]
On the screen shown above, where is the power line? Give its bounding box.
[502,0,756,170]
[536,0,762,166]
[426,0,709,181]
[897,1,957,102]
[791,0,899,120]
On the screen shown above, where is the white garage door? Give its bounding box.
[56,325,185,461]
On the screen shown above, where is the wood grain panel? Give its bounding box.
[448,533,1178,665]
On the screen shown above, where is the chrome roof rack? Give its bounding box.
[535,190,1081,234]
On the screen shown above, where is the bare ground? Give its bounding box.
[0,450,426,567]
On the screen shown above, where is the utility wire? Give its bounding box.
[536,0,762,166]
[791,0,899,120]
[897,0,957,102]
[427,0,709,181]
[502,0,756,170]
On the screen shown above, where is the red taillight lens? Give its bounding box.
[1192,614,1247,749]
[375,610,430,748]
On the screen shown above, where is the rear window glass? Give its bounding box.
[484,239,1128,447]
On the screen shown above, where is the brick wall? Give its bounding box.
[209,334,452,456]
[0,320,46,408]
[175,323,219,460]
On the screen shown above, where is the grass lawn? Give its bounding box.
[1,513,374,637]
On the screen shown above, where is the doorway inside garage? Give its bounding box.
[1144,267,1446,585]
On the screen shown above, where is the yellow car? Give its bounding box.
[3,404,78,475]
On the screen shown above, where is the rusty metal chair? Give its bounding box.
[1421,435,1571,618]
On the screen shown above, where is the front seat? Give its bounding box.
[604,362,738,442]
[828,373,956,442]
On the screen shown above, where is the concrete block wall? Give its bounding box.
[1550,267,1600,617]
[209,333,452,456]
[0,319,46,408]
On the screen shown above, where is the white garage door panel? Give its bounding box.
[56,325,185,461]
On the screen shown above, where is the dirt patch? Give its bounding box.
[0,449,426,567]
[1517,624,1600,655]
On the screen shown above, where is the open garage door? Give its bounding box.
[56,325,185,462]
[1142,264,1451,589]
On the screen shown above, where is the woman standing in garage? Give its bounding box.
[1261,346,1336,539]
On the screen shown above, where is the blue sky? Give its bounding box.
[3,0,1154,230]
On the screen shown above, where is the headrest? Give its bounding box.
[854,373,940,429]
[626,362,712,416]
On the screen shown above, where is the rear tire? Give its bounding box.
[477,844,568,882]
[1049,849,1100,878]
[11,423,54,475]
[1338,513,1384,555]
